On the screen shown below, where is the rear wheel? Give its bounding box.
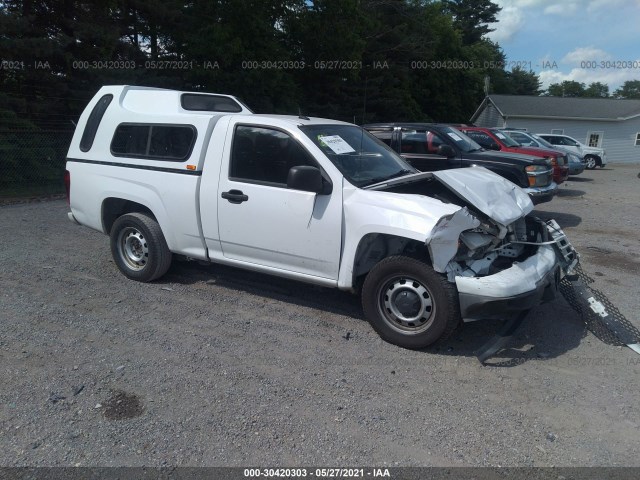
[585,155,598,170]
[110,213,172,282]
[362,256,460,349]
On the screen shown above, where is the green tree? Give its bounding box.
[0,0,146,128]
[359,0,441,122]
[498,66,542,95]
[613,80,640,99]
[175,0,305,112]
[584,82,609,98]
[292,0,368,120]
[546,80,586,97]
[443,0,501,45]
[0,0,520,127]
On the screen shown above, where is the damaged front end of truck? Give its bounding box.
[428,207,576,323]
[425,168,578,323]
[367,167,639,359]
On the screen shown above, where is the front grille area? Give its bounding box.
[539,170,553,187]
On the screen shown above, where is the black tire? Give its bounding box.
[361,256,460,349]
[584,155,598,170]
[110,212,172,282]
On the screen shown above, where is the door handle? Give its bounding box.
[221,189,249,204]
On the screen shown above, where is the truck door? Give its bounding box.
[216,122,342,280]
[398,128,458,171]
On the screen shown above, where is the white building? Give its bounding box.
[471,95,640,164]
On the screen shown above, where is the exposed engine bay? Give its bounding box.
[377,173,568,284]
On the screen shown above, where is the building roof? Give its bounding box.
[472,94,640,122]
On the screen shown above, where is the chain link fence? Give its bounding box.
[0,130,74,198]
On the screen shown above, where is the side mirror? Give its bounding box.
[287,166,331,194]
[489,143,501,151]
[436,145,456,158]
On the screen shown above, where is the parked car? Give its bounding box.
[536,133,607,170]
[458,127,569,185]
[501,130,585,176]
[65,86,580,350]
[363,123,557,204]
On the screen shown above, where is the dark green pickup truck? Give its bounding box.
[364,123,557,204]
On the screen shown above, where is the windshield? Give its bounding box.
[530,134,555,149]
[504,130,538,147]
[493,130,521,147]
[505,131,540,147]
[440,126,483,152]
[300,124,417,187]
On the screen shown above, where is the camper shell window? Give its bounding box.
[181,93,244,113]
[110,123,197,161]
[80,94,113,152]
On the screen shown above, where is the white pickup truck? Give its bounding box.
[65,86,579,349]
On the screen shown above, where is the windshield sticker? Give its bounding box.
[318,135,356,154]
[447,132,463,142]
[495,132,507,139]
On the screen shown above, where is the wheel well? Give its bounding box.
[587,154,602,165]
[352,233,431,291]
[501,172,522,186]
[102,198,154,234]
[485,168,522,187]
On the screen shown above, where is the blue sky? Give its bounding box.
[487,0,640,91]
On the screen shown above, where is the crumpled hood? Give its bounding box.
[432,167,533,226]
[476,150,548,164]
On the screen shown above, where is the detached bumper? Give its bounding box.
[523,182,558,205]
[456,245,561,321]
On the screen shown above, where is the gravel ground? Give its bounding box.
[1,164,639,467]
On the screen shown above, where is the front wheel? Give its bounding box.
[110,212,172,282]
[585,155,598,170]
[361,256,460,349]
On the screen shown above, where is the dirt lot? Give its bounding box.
[1,164,639,467]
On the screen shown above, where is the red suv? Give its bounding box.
[458,127,569,185]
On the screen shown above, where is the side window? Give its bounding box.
[111,124,196,161]
[148,126,195,159]
[426,130,446,153]
[181,93,244,113]
[80,94,113,152]
[509,132,530,145]
[111,125,150,157]
[400,129,446,154]
[400,130,426,154]
[230,125,317,186]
